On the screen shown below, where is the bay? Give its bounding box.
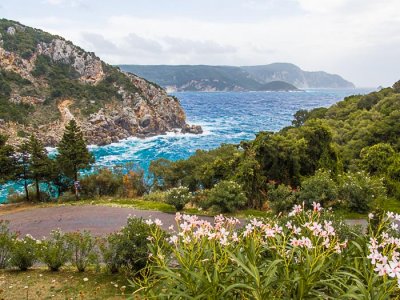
[0,88,373,202]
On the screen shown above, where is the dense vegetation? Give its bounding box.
[0,19,143,125]
[0,69,34,123]
[135,207,400,298]
[0,19,54,58]
[148,81,400,214]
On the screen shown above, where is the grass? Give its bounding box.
[380,197,400,214]
[0,267,133,299]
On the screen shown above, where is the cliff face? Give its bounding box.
[0,19,201,146]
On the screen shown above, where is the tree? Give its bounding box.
[0,134,15,184]
[15,142,31,201]
[56,120,94,197]
[393,80,400,93]
[360,143,395,176]
[292,109,309,127]
[27,135,52,201]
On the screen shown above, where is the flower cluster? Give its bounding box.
[164,213,241,247]
[368,212,400,287]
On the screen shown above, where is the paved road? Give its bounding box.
[0,204,368,238]
[0,205,214,238]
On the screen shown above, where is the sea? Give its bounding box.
[0,88,374,202]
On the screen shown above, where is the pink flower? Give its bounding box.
[154,219,163,226]
[312,202,322,212]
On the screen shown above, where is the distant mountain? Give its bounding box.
[242,63,355,89]
[119,65,298,92]
[118,64,355,92]
[0,19,202,147]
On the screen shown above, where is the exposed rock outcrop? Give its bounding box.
[0,19,201,146]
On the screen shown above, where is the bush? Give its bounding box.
[66,231,98,272]
[7,187,51,203]
[299,170,338,208]
[99,234,121,274]
[338,171,386,213]
[165,186,192,211]
[100,217,156,274]
[142,190,168,202]
[267,183,298,213]
[80,169,122,198]
[0,221,16,269]
[39,229,71,271]
[136,206,383,299]
[10,234,38,271]
[122,170,148,197]
[202,180,247,213]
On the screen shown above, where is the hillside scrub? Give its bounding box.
[147,81,400,214]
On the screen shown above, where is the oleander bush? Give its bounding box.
[100,217,159,275]
[338,171,386,213]
[10,234,39,271]
[66,231,98,272]
[39,229,71,271]
[165,186,193,211]
[134,204,400,299]
[0,220,16,269]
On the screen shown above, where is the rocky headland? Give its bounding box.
[0,19,202,146]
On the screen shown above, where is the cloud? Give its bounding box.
[124,33,163,54]
[7,0,400,86]
[81,32,119,54]
[162,37,236,55]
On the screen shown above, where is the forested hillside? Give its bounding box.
[149,81,400,213]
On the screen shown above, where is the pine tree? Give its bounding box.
[56,120,94,197]
[0,134,16,184]
[27,135,52,201]
[15,141,31,201]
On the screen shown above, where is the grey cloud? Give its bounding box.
[124,33,163,54]
[163,37,237,55]
[81,32,119,54]
[80,32,236,61]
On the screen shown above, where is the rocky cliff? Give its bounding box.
[0,19,201,146]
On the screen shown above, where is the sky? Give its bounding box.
[1,0,399,87]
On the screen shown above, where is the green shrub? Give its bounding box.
[122,169,148,197]
[80,168,122,198]
[10,234,38,271]
[66,231,98,272]
[299,170,338,208]
[135,208,378,299]
[100,217,156,274]
[338,171,386,213]
[39,229,71,271]
[202,180,247,213]
[165,186,192,211]
[99,234,121,274]
[142,190,168,202]
[7,187,51,203]
[0,220,16,269]
[267,183,298,213]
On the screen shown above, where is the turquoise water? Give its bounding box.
[0,88,373,202]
